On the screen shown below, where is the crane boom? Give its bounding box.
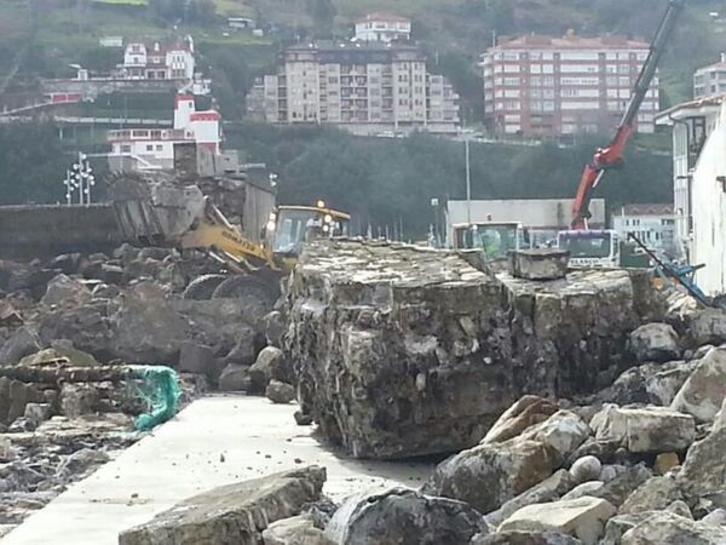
[570,0,686,229]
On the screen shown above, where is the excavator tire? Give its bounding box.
[182,274,228,300]
[211,274,280,321]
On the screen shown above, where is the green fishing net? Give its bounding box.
[129,365,182,431]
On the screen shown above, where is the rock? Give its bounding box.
[19,343,99,367]
[324,487,489,545]
[264,311,287,348]
[218,364,250,392]
[48,253,81,275]
[569,456,602,485]
[599,465,626,483]
[178,342,217,378]
[498,496,616,545]
[262,514,334,545]
[671,347,726,423]
[629,323,680,363]
[471,532,583,545]
[294,410,313,426]
[597,360,698,407]
[620,511,726,544]
[257,346,292,384]
[23,403,51,425]
[678,409,726,508]
[0,326,42,364]
[37,301,113,360]
[518,411,590,462]
[584,464,652,509]
[426,439,560,514]
[508,249,569,281]
[119,466,326,545]
[701,509,726,527]
[689,309,726,346]
[225,332,260,367]
[654,452,681,475]
[590,405,696,454]
[287,240,658,459]
[57,448,110,476]
[486,469,575,527]
[41,274,91,307]
[59,384,99,418]
[249,349,277,394]
[619,476,684,515]
[266,381,296,404]
[561,481,605,502]
[483,396,559,444]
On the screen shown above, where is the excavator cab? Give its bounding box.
[268,202,351,259]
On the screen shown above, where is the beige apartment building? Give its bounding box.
[246,42,460,135]
[481,33,659,137]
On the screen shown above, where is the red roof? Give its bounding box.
[619,203,674,216]
[175,94,195,106]
[494,34,649,50]
[356,12,411,24]
[190,111,221,122]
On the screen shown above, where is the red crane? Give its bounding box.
[570,0,686,230]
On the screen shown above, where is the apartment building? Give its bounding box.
[246,42,460,136]
[354,12,412,43]
[611,203,677,256]
[694,54,726,99]
[481,33,659,137]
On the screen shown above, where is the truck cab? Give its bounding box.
[557,229,620,268]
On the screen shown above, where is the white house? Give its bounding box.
[694,54,726,99]
[119,36,196,82]
[611,203,677,256]
[354,13,411,43]
[108,94,221,171]
[657,95,726,296]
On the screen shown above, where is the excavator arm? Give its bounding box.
[571,0,686,229]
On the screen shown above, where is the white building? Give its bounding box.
[611,203,676,256]
[481,33,659,136]
[693,54,726,99]
[108,94,221,171]
[656,95,726,296]
[120,36,196,83]
[354,13,411,43]
[246,42,459,135]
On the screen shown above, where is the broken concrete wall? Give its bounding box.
[285,240,662,460]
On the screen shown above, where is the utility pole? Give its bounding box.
[465,134,472,226]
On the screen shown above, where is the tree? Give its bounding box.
[307,0,336,37]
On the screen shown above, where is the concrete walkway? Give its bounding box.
[3,396,433,545]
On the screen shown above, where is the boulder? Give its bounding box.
[219,364,250,392]
[249,348,280,394]
[689,309,726,346]
[266,381,296,404]
[225,331,261,367]
[590,405,696,454]
[264,311,287,348]
[561,482,605,502]
[678,407,726,508]
[178,342,217,378]
[629,323,680,363]
[569,456,602,485]
[671,347,726,423]
[596,360,698,407]
[324,487,489,545]
[258,346,292,384]
[619,476,684,515]
[483,396,560,444]
[119,466,326,545]
[37,301,113,360]
[471,532,582,545]
[497,496,616,545]
[262,515,334,545]
[620,511,726,545]
[0,326,42,364]
[517,410,590,462]
[41,274,91,307]
[427,439,560,514]
[584,464,653,509]
[701,509,726,527]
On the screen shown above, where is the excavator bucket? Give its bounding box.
[108,173,205,247]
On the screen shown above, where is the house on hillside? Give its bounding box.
[354,12,411,43]
[611,203,677,257]
[694,54,726,99]
[656,95,726,296]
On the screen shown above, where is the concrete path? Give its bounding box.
[2,395,433,545]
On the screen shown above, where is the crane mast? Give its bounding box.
[570,0,686,230]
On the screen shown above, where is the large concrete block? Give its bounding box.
[508,249,569,281]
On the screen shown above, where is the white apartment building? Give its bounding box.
[107,94,221,171]
[657,96,726,296]
[611,204,677,256]
[693,54,726,98]
[120,36,196,83]
[246,42,460,135]
[481,33,659,137]
[354,12,412,43]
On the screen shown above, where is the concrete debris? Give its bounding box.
[508,249,569,281]
[618,476,685,515]
[472,532,583,545]
[287,239,660,459]
[483,395,559,444]
[628,323,681,363]
[119,466,327,545]
[325,487,489,545]
[218,363,251,392]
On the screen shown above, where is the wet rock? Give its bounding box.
[218,364,250,392]
[262,514,334,545]
[486,469,575,527]
[0,326,42,364]
[266,380,296,404]
[671,347,726,423]
[619,476,684,515]
[590,405,696,454]
[498,496,616,545]
[41,274,91,307]
[119,466,326,545]
[629,323,680,363]
[620,511,726,544]
[569,456,602,485]
[325,487,489,545]
[427,439,560,514]
[471,532,583,545]
[483,396,559,444]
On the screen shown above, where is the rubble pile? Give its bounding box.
[285,239,663,459]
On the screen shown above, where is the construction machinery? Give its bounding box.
[562,0,686,263]
[109,173,350,318]
[451,221,530,260]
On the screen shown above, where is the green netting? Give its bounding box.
[129,365,182,431]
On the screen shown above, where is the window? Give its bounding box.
[146,144,153,151]
[121,145,131,153]
[156,144,163,151]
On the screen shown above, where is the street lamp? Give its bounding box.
[64,152,95,205]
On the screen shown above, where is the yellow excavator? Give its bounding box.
[109,173,350,319]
